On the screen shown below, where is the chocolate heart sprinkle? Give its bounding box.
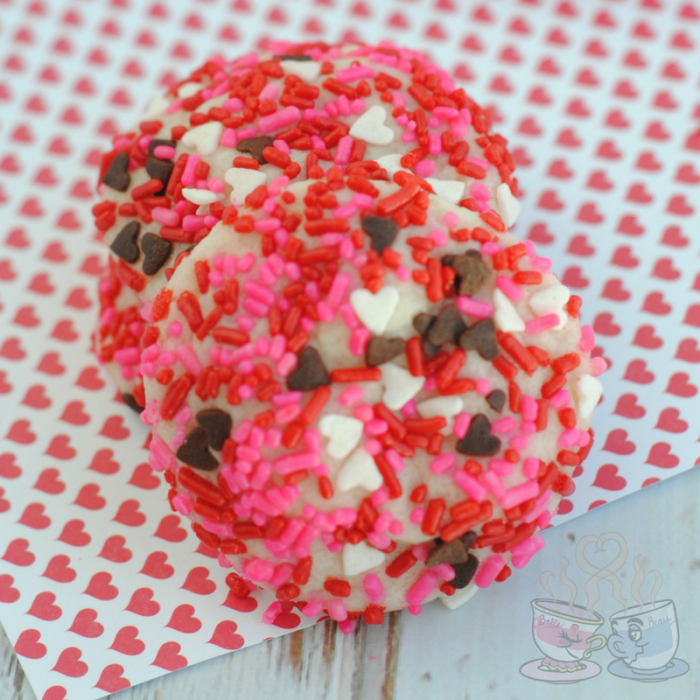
[274,54,312,61]
[459,318,498,360]
[366,337,405,367]
[361,215,399,254]
[287,347,331,391]
[196,409,232,451]
[452,250,491,297]
[141,233,172,276]
[237,136,275,165]
[176,427,218,471]
[110,221,140,264]
[120,392,143,414]
[145,157,174,195]
[413,313,435,338]
[450,554,479,589]
[456,414,501,456]
[486,390,506,413]
[101,150,130,191]
[427,305,467,347]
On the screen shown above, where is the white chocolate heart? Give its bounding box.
[319,414,364,460]
[342,540,386,577]
[417,396,463,419]
[336,447,383,492]
[576,374,603,420]
[280,60,321,82]
[529,283,570,330]
[494,288,525,332]
[349,106,395,146]
[182,121,224,156]
[496,182,521,228]
[376,153,407,177]
[381,362,425,410]
[182,188,223,206]
[349,286,400,335]
[177,82,202,99]
[426,178,466,204]
[224,168,268,206]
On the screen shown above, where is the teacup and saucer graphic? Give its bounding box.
[607,600,689,682]
[520,599,607,683]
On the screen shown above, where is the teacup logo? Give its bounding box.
[520,532,688,684]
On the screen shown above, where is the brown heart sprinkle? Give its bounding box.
[366,337,406,367]
[452,250,491,297]
[196,409,233,451]
[109,221,140,264]
[427,304,467,347]
[486,390,506,412]
[176,427,218,471]
[361,215,399,254]
[120,392,143,414]
[456,414,501,456]
[145,157,174,195]
[426,539,471,568]
[459,318,498,360]
[287,347,331,391]
[413,313,440,357]
[274,54,312,61]
[147,138,176,157]
[101,150,130,191]
[141,233,173,276]
[450,554,480,589]
[237,136,275,165]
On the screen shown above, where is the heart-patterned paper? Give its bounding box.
[1,0,700,698]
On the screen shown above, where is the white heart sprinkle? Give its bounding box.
[528,283,570,330]
[342,540,386,577]
[336,447,383,493]
[349,106,395,146]
[496,182,521,229]
[426,178,465,204]
[381,362,425,410]
[319,414,364,460]
[417,396,463,420]
[141,96,169,120]
[177,81,202,99]
[182,188,223,206]
[224,168,268,207]
[280,60,321,82]
[576,374,603,421]
[439,582,480,610]
[181,121,224,156]
[494,288,525,332]
[349,286,400,336]
[375,153,407,178]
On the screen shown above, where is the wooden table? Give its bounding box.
[3,463,698,700]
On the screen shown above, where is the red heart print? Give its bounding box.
[537,189,565,210]
[0,487,9,513]
[642,478,661,488]
[65,286,91,309]
[99,415,131,440]
[14,629,47,659]
[51,319,79,342]
[567,234,595,256]
[125,587,160,616]
[642,291,672,315]
[527,222,554,244]
[58,519,91,547]
[43,241,68,262]
[42,554,76,583]
[0,261,18,282]
[27,591,62,621]
[98,535,133,563]
[60,400,90,425]
[45,434,76,460]
[660,225,688,247]
[646,443,680,469]
[52,647,88,677]
[593,312,621,336]
[22,384,52,409]
[611,246,640,267]
[181,566,216,595]
[603,429,636,455]
[7,419,37,444]
[675,339,700,363]
[128,463,160,489]
[83,572,119,600]
[667,194,694,216]
[676,163,700,183]
[587,170,614,190]
[655,408,688,434]
[55,209,82,230]
[556,499,573,515]
[18,502,51,529]
[113,499,146,527]
[28,272,54,294]
[623,359,655,383]
[88,448,120,474]
[577,201,604,223]
[34,467,65,494]
[601,278,631,302]
[273,611,301,629]
[0,337,25,360]
[2,538,35,566]
[0,372,12,394]
[561,266,589,288]
[665,372,697,397]
[636,152,662,171]
[613,394,646,419]
[74,483,106,510]
[110,625,145,655]
[75,366,105,390]
[0,574,20,603]
[208,620,244,650]
[195,541,220,559]
[646,121,670,141]
[13,305,41,327]
[684,304,700,328]
[0,453,22,479]
[140,551,174,579]
[626,183,653,203]
[651,258,681,280]
[617,214,645,236]
[597,140,622,159]
[20,197,44,217]
[223,589,259,613]
[606,110,630,129]
[95,664,130,693]
[593,464,627,491]
[154,514,188,542]
[37,352,65,375]
[166,604,202,633]
[151,641,188,671]
[632,325,662,349]
[548,158,574,178]
[517,116,543,136]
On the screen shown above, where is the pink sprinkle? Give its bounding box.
[511,535,545,569]
[328,273,351,307]
[353,403,374,422]
[538,510,552,529]
[466,156,490,170]
[578,430,591,447]
[457,296,493,318]
[580,324,595,352]
[302,600,324,617]
[496,275,523,301]
[220,128,237,148]
[491,417,516,433]
[275,404,301,425]
[396,266,411,281]
[430,453,455,474]
[526,314,560,334]
[349,328,370,356]
[488,459,513,476]
[523,488,552,524]
[429,228,448,246]
[183,215,205,232]
[339,386,363,406]
[176,345,202,375]
[473,379,489,396]
[500,481,539,510]
[482,471,505,498]
[432,563,455,581]
[523,457,540,479]
[591,356,607,376]
[334,135,353,164]
[400,400,417,417]
[304,429,321,452]
[353,193,374,209]
[277,352,297,377]
[265,429,281,449]
[385,449,404,472]
[474,555,505,588]
[274,452,320,475]
[222,97,244,111]
[453,412,471,439]
[558,428,579,448]
[338,619,355,634]
[443,211,460,228]
[363,573,385,603]
[181,154,201,186]
[453,470,487,502]
[336,64,375,82]
[250,461,272,490]
[365,419,388,436]
[521,395,538,421]
[172,492,193,516]
[245,558,275,582]
[339,303,359,329]
[272,391,302,407]
[202,519,233,537]
[428,132,442,155]
[153,145,175,159]
[363,440,381,456]
[414,159,435,178]
[549,389,571,409]
[151,207,180,226]
[410,507,425,524]
[471,182,491,201]
[510,435,529,450]
[406,571,438,606]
